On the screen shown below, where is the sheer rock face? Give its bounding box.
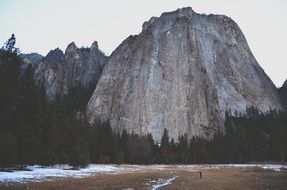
[87,7,282,142]
[34,42,108,99]
[279,80,287,108]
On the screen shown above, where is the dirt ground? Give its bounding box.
[1,167,287,190]
[166,167,287,190]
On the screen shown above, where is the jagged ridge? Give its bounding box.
[34,42,108,99]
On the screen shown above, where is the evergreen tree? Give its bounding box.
[2,34,19,53]
[160,128,170,163]
[178,134,189,163]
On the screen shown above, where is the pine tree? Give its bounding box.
[121,129,129,162]
[2,34,19,54]
[178,134,189,163]
[160,128,170,163]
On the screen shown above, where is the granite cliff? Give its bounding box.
[34,41,108,99]
[86,7,282,142]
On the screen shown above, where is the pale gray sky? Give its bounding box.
[0,0,286,87]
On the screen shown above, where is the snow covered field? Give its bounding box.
[0,165,122,184]
[0,164,286,184]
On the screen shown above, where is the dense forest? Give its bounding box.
[0,35,286,169]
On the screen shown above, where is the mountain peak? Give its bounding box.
[46,48,64,59]
[142,7,195,32]
[65,42,77,54]
[161,7,194,18]
[91,41,99,50]
[175,7,194,16]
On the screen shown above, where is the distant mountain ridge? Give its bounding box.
[24,42,108,100]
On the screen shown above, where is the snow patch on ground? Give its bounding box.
[150,175,176,190]
[0,165,120,184]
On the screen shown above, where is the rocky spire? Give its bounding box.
[91,41,99,50]
[65,42,77,54]
[45,48,64,63]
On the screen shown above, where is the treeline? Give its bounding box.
[0,35,287,169]
[155,108,287,164]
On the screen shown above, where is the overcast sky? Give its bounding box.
[0,0,286,87]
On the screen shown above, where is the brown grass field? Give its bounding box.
[1,166,287,190]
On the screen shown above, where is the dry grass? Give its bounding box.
[166,168,287,190]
